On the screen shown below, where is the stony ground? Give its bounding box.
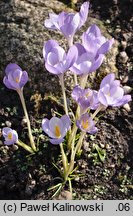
[0,0,132,199]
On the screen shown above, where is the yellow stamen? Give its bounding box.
[85,92,91,97]
[55,125,61,138]
[107,91,110,96]
[81,120,89,130]
[15,77,20,83]
[7,132,13,140]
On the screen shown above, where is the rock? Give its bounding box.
[120,75,129,84]
[21,118,27,126]
[123,32,132,41]
[25,179,36,196]
[12,144,19,151]
[55,190,72,200]
[123,85,132,94]
[118,51,129,63]
[123,104,131,112]
[121,41,127,50]
[5,120,12,127]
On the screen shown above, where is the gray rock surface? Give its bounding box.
[0,0,118,96]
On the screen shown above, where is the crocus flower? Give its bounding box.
[98,73,132,107]
[72,85,99,114]
[2,127,18,145]
[76,113,98,134]
[3,63,28,91]
[82,24,114,57]
[70,43,104,75]
[44,2,89,42]
[43,40,78,75]
[42,115,71,144]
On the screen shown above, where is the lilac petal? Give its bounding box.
[49,138,64,145]
[98,90,108,106]
[110,86,124,99]
[78,1,89,28]
[3,76,16,90]
[100,73,115,88]
[112,80,120,87]
[58,11,68,28]
[4,140,14,145]
[60,13,80,38]
[53,47,66,62]
[8,71,21,90]
[90,126,98,134]
[82,33,97,55]
[19,71,29,88]
[97,38,114,55]
[60,115,71,137]
[5,63,21,75]
[12,131,18,143]
[65,45,78,69]
[42,118,56,138]
[76,113,97,133]
[3,128,18,145]
[70,65,83,75]
[77,52,92,64]
[49,117,64,136]
[45,62,61,74]
[43,40,59,59]
[61,115,71,131]
[2,127,12,137]
[86,24,101,37]
[112,95,132,107]
[89,54,104,72]
[71,85,83,101]
[77,60,92,74]
[44,13,59,30]
[75,43,86,56]
[47,46,65,65]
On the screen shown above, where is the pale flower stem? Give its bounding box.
[64,159,74,182]
[91,104,104,120]
[17,140,34,154]
[74,73,78,86]
[80,74,88,89]
[59,74,69,115]
[68,36,74,47]
[75,131,85,154]
[17,90,36,152]
[60,143,68,179]
[68,36,78,86]
[68,124,78,151]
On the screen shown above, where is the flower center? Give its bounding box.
[54,125,61,138]
[85,91,91,98]
[7,132,13,140]
[81,120,89,130]
[107,91,110,96]
[15,77,20,83]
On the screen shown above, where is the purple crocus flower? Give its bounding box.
[45,2,89,42]
[72,85,99,114]
[98,73,132,107]
[2,127,18,145]
[43,40,78,75]
[82,24,114,56]
[42,115,71,144]
[76,113,98,134]
[3,63,28,91]
[70,43,104,75]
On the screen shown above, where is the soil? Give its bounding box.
[0,0,133,200]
